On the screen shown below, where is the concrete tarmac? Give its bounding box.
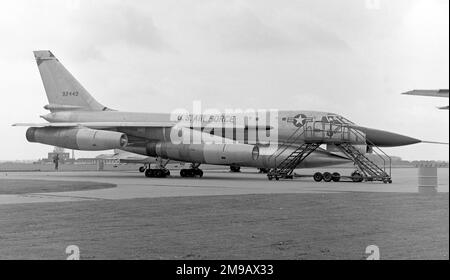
[0,168,448,259]
[0,168,448,205]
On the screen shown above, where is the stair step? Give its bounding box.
[337,143,391,181]
[270,143,321,177]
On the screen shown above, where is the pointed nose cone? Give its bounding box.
[355,126,421,147]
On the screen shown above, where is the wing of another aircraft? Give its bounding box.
[402,89,449,110]
[402,89,449,98]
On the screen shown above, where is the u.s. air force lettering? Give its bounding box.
[177,114,236,123]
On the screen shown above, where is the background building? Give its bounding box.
[42,147,73,163]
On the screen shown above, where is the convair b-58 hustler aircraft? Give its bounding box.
[14,51,427,183]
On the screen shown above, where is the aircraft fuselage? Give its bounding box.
[38,109,419,169]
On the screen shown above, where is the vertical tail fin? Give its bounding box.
[33,50,108,112]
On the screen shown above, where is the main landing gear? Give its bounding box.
[145,168,170,178]
[180,168,203,178]
[140,161,204,178]
[141,160,171,178]
[180,163,203,178]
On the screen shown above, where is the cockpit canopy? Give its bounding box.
[321,114,354,125]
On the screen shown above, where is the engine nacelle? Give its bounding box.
[26,127,128,151]
[202,143,259,164]
[124,142,259,165]
[158,142,259,165]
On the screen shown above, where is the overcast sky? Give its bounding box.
[0,0,448,161]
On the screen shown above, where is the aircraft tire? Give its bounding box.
[154,169,163,178]
[313,172,323,182]
[195,169,203,178]
[180,169,187,177]
[139,166,146,173]
[145,169,153,178]
[181,169,198,178]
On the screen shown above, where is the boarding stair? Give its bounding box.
[267,124,321,180]
[267,143,320,180]
[304,120,392,183]
[335,126,392,183]
[267,120,392,183]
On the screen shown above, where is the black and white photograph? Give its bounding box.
[0,0,448,266]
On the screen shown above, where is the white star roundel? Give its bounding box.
[293,114,307,127]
